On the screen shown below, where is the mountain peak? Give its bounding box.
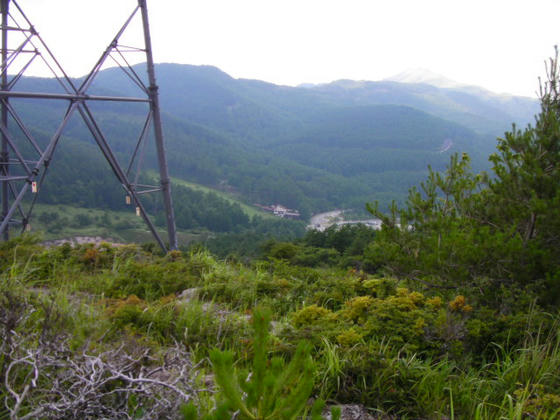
[384,68,461,89]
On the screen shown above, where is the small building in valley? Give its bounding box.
[255,204,301,219]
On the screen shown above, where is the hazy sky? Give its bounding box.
[12,0,560,97]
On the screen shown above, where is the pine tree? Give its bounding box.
[182,307,340,419]
[366,48,560,306]
[486,47,560,302]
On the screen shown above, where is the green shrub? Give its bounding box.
[108,259,194,300]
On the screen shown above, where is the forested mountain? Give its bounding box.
[307,74,538,136]
[10,64,539,223]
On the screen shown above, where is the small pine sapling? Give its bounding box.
[183,307,340,419]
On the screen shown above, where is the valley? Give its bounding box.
[11,64,539,242]
[0,63,539,250]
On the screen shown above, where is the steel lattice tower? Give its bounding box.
[0,0,177,251]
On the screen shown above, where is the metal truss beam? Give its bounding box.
[0,91,150,102]
[0,0,178,251]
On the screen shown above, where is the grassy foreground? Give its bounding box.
[1,235,559,419]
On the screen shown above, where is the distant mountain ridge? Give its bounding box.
[300,75,537,136]
[89,63,538,137]
[8,63,541,220]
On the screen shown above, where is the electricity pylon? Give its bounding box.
[0,0,177,251]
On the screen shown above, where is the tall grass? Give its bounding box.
[311,317,560,418]
[409,317,560,418]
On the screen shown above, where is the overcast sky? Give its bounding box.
[12,0,560,97]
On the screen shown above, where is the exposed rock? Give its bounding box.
[177,288,199,302]
[42,236,124,248]
[324,404,379,420]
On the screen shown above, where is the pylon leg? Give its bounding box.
[0,0,178,252]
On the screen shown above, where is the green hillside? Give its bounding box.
[2,58,558,419]
[14,65,520,217]
[4,63,538,242]
[167,174,276,220]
